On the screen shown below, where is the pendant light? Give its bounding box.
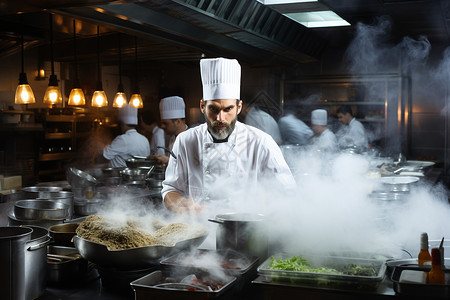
[15,14,35,105]
[129,37,143,109]
[113,33,127,108]
[43,13,62,105]
[91,26,107,108]
[68,19,85,106]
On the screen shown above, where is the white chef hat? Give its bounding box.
[118,104,138,125]
[200,57,241,101]
[160,96,185,120]
[311,109,327,126]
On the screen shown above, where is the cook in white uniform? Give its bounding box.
[335,105,368,150]
[278,106,313,145]
[138,109,165,155]
[162,57,296,213]
[156,96,188,164]
[311,109,338,152]
[103,104,150,168]
[243,104,283,144]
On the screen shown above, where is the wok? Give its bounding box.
[73,232,208,267]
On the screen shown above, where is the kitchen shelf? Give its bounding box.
[39,152,76,161]
[45,133,72,139]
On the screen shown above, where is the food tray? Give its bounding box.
[391,266,450,298]
[131,270,236,300]
[257,253,386,290]
[160,249,259,294]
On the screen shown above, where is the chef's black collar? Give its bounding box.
[208,130,229,143]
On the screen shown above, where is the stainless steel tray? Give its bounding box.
[257,253,386,290]
[131,270,236,300]
[73,233,208,267]
[391,264,450,298]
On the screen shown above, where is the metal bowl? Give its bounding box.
[7,208,65,228]
[66,167,97,188]
[126,158,157,169]
[102,167,126,177]
[14,200,70,220]
[121,168,152,182]
[74,200,102,216]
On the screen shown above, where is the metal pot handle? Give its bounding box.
[208,218,223,224]
[27,236,52,251]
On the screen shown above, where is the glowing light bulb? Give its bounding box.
[21,90,29,102]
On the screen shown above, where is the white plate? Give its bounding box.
[405,160,435,168]
[381,176,420,185]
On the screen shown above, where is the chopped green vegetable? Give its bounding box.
[268,255,341,274]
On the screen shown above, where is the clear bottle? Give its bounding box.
[418,232,432,265]
[428,248,445,284]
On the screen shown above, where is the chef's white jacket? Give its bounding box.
[245,107,283,144]
[312,128,338,152]
[151,126,165,155]
[161,121,296,205]
[336,118,368,149]
[103,129,150,168]
[278,114,313,145]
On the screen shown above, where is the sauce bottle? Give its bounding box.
[418,232,432,265]
[428,248,445,284]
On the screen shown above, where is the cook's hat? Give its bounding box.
[118,104,138,125]
[311,109,327,126]
[200,57,241,100]
[160,96,185,120]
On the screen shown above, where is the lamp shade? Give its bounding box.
[113,92,127,108]
[43,84,62,105]
[15,83,35,104]
[92,90,108,107]
[68,88,86,106]
[129,93,143,109]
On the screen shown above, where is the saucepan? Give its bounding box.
[208,213,268,260]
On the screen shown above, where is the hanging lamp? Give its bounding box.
[68,20,85,106]
[43,13,62,105]
[129,37,143,109]
[91,26,107,108]
[113,33,127,108]
[15,14,35,105]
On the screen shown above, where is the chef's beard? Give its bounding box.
[205,115,237,141]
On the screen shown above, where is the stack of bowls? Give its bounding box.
[8,199,70,228]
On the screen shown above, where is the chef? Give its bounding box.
[278,105,313,145]
[311,109,338,152]
[335,105,368,150]
[162,57,296,213]
[242,103,283,144]
[138,109,165,155]
[156,96,188,164]
[103,104,150,168]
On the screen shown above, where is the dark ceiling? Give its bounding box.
[0,0,449,70]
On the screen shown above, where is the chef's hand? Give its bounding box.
[155,154,170,165]
[164,191,206,214]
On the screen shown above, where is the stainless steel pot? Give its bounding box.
[7,208,66,228]
[102,167,126,177]
[74,199,102,216]
[49,223,79,247]
[0,226,33,300]
[209,213,268,261]
[23,225,52,300]
[14,199,70,220]
[39,191,74,219]
[22,186,63,199]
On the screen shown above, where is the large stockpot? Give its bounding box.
[208,213,268,261]
[0,226,33,300]
[23,225,52,300]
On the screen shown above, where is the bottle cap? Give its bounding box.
[431,248,442,265]
[420,232,429,249]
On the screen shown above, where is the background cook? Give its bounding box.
[156,96,188,164]
[161,57,296,213]
[102,104,150,168]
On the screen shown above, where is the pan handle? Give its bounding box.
[208,218,223,224]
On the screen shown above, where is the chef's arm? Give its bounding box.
[164,191,205,213]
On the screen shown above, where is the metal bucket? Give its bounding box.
[208,213,268,261]
[24,225,51,300]
[0,226,33,300]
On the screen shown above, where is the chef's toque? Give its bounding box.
[160,96,185,119]
[118,104,138,125]
[200,57,241,101]
[311,109,327,126]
